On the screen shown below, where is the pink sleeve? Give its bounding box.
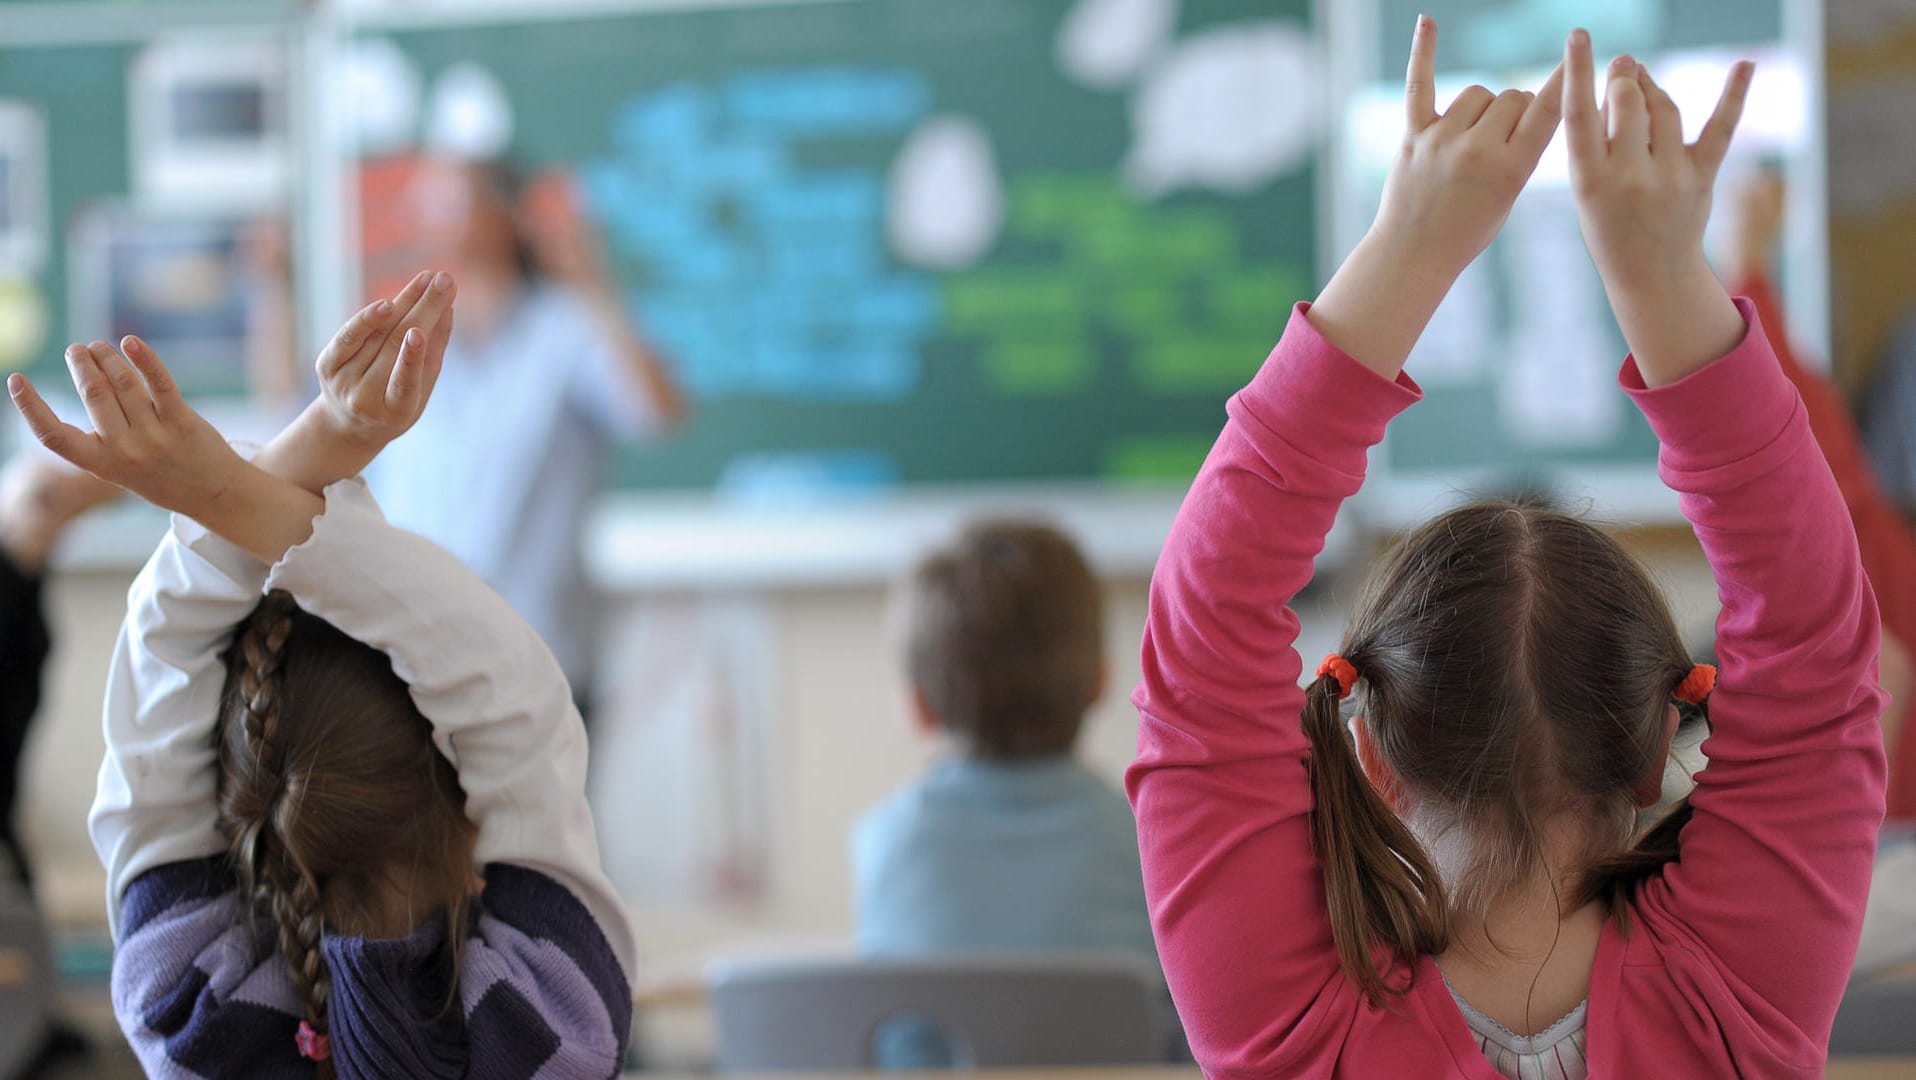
[1126,303,1420,1073]
[1624,299,1887,1044]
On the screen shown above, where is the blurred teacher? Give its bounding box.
[369,155,689,693]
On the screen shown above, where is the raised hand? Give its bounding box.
[1308,15,1562,378]
[1562,29,1753,385]
[254,270,456,496]
[1377,15,1565,275]
[8,339,245,517]
[313,269,456,449]
[7,339,323,563]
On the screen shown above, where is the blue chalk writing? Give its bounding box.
[586,67,939,404]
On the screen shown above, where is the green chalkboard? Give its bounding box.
[363,0,1320,495]
[0,42,136,387]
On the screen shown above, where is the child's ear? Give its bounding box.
[1635,702,1683,808]
[1353,718,1408,812]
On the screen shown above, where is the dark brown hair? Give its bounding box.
[1303,502,1695,1005]
[217,592,477,1074]
[903,520,1104,761]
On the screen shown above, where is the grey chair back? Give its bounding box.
[708,953,1168,1071]
[1830,977,1916,1055]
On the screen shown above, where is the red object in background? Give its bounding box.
[1735,272,1916,819]
[358,153,433,305]
[358,155,586,304]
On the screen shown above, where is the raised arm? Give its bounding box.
[88,519,268,938]
[1127,18,1563,1071]
[9,339,322,564]
[4,338,313,932]
[1566,36,1886,1044]
[253,269,456,495]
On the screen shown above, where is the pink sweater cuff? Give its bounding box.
[1229,302,1424,455]
[1621,298,1800,476]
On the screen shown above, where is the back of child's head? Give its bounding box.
[902,520,1103,761]
[216,591,475,1071]
[1304,501,1698,1003]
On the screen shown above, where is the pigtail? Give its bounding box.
[1301,671,1449,1006]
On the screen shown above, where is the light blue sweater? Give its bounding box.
[851,755,1158,967]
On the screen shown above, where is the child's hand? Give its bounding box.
[1307,16,1560,377]
[1370,15,1565,276]
[1564,30,1752,385]
[6,339,245,519]
[253,270,455,496]
[314,269,455,449]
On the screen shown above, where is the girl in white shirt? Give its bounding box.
[8,272,636,1077]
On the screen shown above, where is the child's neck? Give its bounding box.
[1431,823,1610,1037]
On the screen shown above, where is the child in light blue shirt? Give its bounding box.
[850,521,1159,972]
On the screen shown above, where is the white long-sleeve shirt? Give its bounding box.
[90,479,637,1076]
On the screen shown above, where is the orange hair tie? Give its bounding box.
[1675,663,1717,706]
[1316,654,1359,701]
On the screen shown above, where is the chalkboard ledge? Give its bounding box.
[583,484,1361,591]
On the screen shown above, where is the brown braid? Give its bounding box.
[235,592,296,768]
[266,858,333,1067]
[220,592,335,1072]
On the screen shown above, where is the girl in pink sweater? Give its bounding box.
[1128,21,1886,1080]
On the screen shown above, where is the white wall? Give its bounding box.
[20,528,1725,929]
